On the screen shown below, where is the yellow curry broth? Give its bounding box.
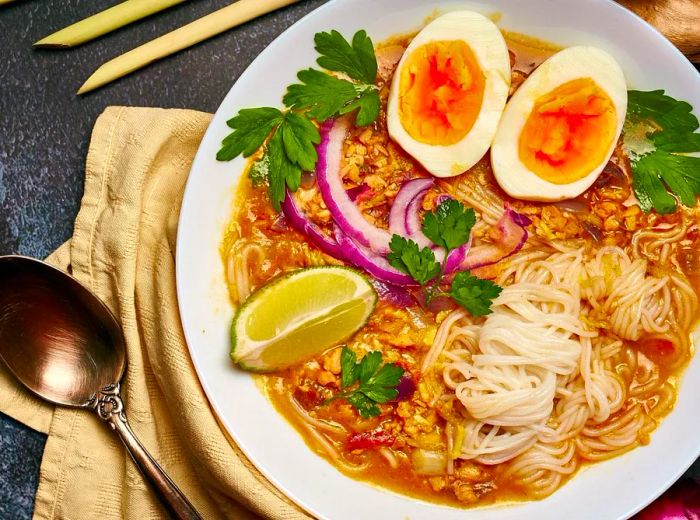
[222,30,699,508]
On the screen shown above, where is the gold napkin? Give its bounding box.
[0,106,313,520]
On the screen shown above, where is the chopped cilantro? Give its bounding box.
[387,235,441,286]
[388,199,502,316]
[327,347,404,418]
[422,199,476,251]
[247,155,269,187]
[449,271,503,317]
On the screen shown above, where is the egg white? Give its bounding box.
[490,46,628,201]
[387,11,511,178]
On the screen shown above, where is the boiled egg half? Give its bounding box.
[387,11,511,177]
[491,46,627,201]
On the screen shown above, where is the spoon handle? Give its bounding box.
[92,384,204,520]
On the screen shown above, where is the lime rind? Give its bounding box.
[231,266,377,372]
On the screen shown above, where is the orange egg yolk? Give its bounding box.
[518,77,617,184]
[398,40,485,146]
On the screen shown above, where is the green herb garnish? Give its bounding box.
[449,271,504,317]
[247,155,270,187]
[388,199,502,315]
[216,30,380,210]
[624,90,700,214]
[422,198,477,251]
[327,347,404,418]
[387,235,441,286]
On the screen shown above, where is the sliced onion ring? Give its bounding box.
[333,226,417,286]
[370,279,415,307]
[316,117,392,254]
[389,178,434,249]
[388,180,469,270]
[462,204,531,270]
[281,190,346,261]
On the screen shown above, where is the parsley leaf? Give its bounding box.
[387,199,503,317]
[283,69,379,126]
[634,151,700,209]
[339,87,381,127]
[266,128,301,210]
[364,363,404,401]
[449,271,503,317]
[331,347,404,418]
[651,130,700,154]
[216,108,283,161]
[630,158,677,215]
[217,30,381,206]
[422,199,476,251]
[220,110,320,210]
[358,350,382,383]
[628,90,699,136]
[387,235,441,286]
[345,393,380,418]
[314,29,378,84]
[283,69,360,121]
[281,112,320,172]
[340,347,360,388]
[624,90,700,214]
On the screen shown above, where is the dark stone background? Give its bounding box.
[0,1,697,518]
[0,0,327,518]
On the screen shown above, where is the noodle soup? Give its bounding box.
[220,23,699,509]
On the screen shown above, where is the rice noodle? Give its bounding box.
[631,216,687,262]
[423,243,698,497]
[379,447,399,469]
[283,392,372,473]
[287,394,347,436]
[226,240,265,304]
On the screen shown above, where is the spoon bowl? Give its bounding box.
[0,255,202,520]
[0,256,125,406]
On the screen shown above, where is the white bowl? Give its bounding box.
[176,1,700,518]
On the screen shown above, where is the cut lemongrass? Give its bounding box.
[35,0,188,48]
[78,0,300,94]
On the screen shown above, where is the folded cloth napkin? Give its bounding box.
[0,106,314,520]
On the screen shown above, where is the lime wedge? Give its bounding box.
[231,266,377,372]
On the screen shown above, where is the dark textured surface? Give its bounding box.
[0,1,328,518]
[0,0,327,259]
[0,416,44,520]
[0,1,698,519]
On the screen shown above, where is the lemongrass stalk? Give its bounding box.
[78,0,300,95]
[35,0,188,48]
[0,0,18,5]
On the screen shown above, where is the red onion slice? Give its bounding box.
[389,178,434,249]
[395,372,416,401]
[347,184,370,202]
[281,190,347,261]
[391,183,471,272]
[445,239,470,273]
[333,226,417,286]
[316,117,392,254]
[370,279,415,307]
[405,196,425,240]
[462,204,531,270]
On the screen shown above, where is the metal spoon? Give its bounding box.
[0,255,203,520]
